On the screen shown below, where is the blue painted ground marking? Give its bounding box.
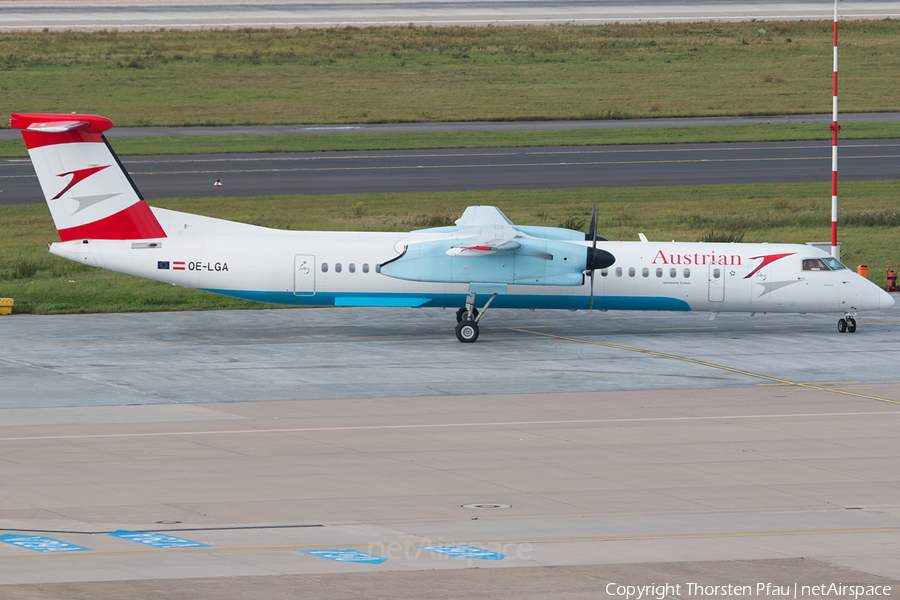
[108,530,209,549]
[0,534,91,553]
[419,545,505,561]
[302,549,386,564]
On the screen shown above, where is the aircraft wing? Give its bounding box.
[381,205,615,287]
[454,205,515,228]
[446,206,523,256]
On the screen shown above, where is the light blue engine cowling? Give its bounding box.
[381,238,597,286]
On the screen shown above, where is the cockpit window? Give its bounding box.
[802,259,829,271]
[802,257,848,271]
[821,257,847,270]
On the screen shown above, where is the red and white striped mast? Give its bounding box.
[830,0,840,259]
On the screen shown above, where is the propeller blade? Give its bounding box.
[590,256,596,312]
[586,202,597,242]
[590,203,596,310]
[585,245,614,311]
[581,202,609,310]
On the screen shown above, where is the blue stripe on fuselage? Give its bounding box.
[199,289,692,311]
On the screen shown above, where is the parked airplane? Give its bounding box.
[11,113,894,342]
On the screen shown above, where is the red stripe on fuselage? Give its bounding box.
[57,201,167,242]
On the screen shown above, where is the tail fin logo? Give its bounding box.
[52,165,111,200]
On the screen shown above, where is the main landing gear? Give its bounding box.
[837,314,857,333]
[454,292,497,343]
[455,307,479,323]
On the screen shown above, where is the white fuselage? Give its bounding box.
[49,206,891,314]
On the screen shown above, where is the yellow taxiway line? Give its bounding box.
[511,328,900,406]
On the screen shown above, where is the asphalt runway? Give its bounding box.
[1,305,899,598]
[2,0,899,31]
[5,307,900,406]
[3,139,900,204]
[2,112,898,140]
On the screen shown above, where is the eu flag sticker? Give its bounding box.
[108,530,209,549]
[419,545,505,560]
[157,261,170,270]
[302,549,386,564]
[0,534,91,553]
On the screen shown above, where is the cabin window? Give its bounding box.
[802,258,829,271]
[656,268,663,278]
[375,264,382,273]
[349,263,356,273]
[684,268,691,278]
[628,267,635,277]
[362,263,370,273]
[335,263,342,273]
[713,268,721,278]
[669,268,677,278]
[600,268,608,277]
[642,267,649,278]
[321,263,328,273]
[615,267,623,277]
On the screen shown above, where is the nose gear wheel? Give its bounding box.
[837,316,857,333]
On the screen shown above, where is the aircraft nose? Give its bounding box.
[881,290,896,310]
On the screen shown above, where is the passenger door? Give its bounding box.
[708,264,725,302]
[293,254,315,296]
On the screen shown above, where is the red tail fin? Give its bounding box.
[11,113,166,241]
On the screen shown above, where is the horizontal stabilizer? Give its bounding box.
[11,113,114,136]
[26,121,90,133]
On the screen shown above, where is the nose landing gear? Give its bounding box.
[837,315,857,333]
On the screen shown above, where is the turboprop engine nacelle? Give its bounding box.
[381,238,604,286]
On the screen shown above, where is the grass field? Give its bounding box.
[1,21,896,316]
[2,181,898,314]
[1,21,898,127]
[3,120,900,158]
